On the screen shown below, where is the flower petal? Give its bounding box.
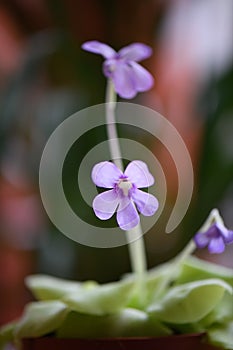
[224,230,233,244]
[82,41,116,59]
[130,61,154,92]
[92,161,122,188]
[132,189,158,216]
[111,62,137,99]
[124,160,154,188]
[118,43,152,62]
[194,232,210,249]
[93,189,120,220]
[208,236,225,254]
[116,198,139,230]
[215,222,233,244]
[205,224,219,238]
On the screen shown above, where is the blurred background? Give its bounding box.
[0,0,232,326]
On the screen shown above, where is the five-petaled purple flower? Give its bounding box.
[194,222,233,254]
[82,41,154,99]
[91,160,159,230]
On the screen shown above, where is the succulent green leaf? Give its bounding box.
[14,301,68,338]
[177,256,233,287]
[124,260,177,309]
[148,278,232,324]
[63,280,134,315]
[201,293,233,327]
[208,321,233,350]
[56,308,172,338]
[25,274,97,300]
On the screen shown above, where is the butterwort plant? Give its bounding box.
[0,41,233,350]
[1,211,232,349]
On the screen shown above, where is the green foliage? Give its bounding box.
[1,252,232,349]
[208,321,233,350]
[63,280,135,315]
[25,274,98,300]
[14,301,68,339]
[148,279,231,323]
[56,309,171,338]
[177,256,233,287]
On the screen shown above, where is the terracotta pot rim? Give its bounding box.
[22,333,221,350]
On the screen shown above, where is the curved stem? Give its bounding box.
[154,239,196,299]
[105,79,147,304]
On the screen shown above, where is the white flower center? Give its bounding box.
[108,63,116,72]
[118,178,132,196]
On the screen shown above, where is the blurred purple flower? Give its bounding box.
[82,41,154,99]
[194,222,233,254]
[92,160,159,230]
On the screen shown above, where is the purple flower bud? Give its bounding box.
[194,221,233,254]
[82,41,154,99]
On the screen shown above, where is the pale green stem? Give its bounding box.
[155,209,223,296]
[173,239,196,264]
[105,80,123,170]
[201,208,224,231]
[154,239,196,299]
[105,80,147,303]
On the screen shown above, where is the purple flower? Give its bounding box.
[82,41,154,99]
[194,222,233,254]
[91,160,159,230]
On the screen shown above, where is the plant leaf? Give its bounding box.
[56,308,172,338]
[201,293,233,327]
[25,274,97,300]
[124,260,178,309]
[208,320,233,350]
[63,280,134,315]
[177,256,233,287]
[148,278,232,324]
[15,301,68,338]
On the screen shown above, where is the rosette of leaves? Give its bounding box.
[1,255,232,350]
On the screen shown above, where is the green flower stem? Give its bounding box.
[201,208,224,231]
[154,209,224,299]
[105,79,147,303]
[105,80,123,171]
[173,239,196,264]
[154,239,196,299]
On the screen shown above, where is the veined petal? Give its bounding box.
[130,61,154,92]
[82,41,116,59]
[124,160,154,188]
[132,188,158,216]
[112,62,137,99]
[116,198,139,230]
[208,236,225,254]
[194,232,210,249]
[93,190,120,220]
[92,161,122,188]
[118,43,152,62]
